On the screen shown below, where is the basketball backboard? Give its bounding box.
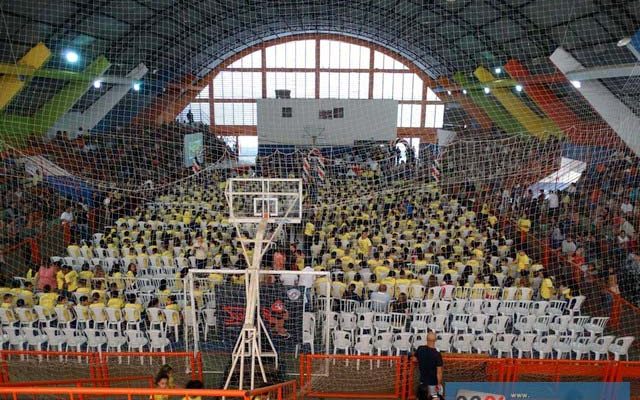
[225,178,302,224]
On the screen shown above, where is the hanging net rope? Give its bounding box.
[0,0,639,392]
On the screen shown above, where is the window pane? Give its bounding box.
[179,103,210,125]
[213,103,256,125]
[373,51,409,70]
[238,136,258,164]
[319,73,368,99]
[320,40,370,69]
[426,87,441,101]
[213,72,261,99]
[265,72,315,98]
[196,85,209,99]
[228,50,262,68]
[265,40,315,68]
[397,104,421,127]
[434,104,445,128]
[372,73,422,100]
[425,104,436,128]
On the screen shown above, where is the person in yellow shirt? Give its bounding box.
[79,264,94,281]
[183,380,204,400]
[56,268,65,291]
[304,221,315,254]
[107,291,125,309]
[63,266,78,292]
[357,230,372,257]
[152,373,170,400]
[76,279,91,296]
[55,296,74,322]
[125,294,143,319]
[39,285,58,314]
[515,250,530,272]
[518,214,532,234]
[539,270,555,300]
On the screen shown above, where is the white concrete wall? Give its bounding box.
[257,99,397,146]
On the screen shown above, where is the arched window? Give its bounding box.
[179,35,445,162]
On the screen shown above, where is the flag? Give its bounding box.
[431,148,443,182]
[192,157,201,174]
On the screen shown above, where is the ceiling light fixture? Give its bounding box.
[64,50,79,64]
[515,84,523,92]
[571,80,581,89]
[483,87,491,94]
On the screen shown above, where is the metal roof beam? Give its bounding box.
[565,63,640,81]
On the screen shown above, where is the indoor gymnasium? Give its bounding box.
[1,1,640,399]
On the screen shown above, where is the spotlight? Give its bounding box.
[93,80,102,89]
[515,84,523,92]
[494,67,502,74]
[462,89,468,95]
[618,37,631,47]
[483,87,491,94]
[133,82,141,91]
[64,50,79,64]
[571,80,581,89]
[447,90,452,95]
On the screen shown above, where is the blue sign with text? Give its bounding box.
[445,382,629,400]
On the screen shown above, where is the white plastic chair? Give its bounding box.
[472,333,494,354]
[43,327,67,358]
[373,313,391,334]
[202,308,217,340]
[498,300,517,319]
[548,315,571,335]
[547,300,567,316]
[85,329,107,354]
[533,335,556,359]
[412,332,427,351]
[514,333,537,358]
[392,332,413,355]
[162,309,181,339]
[434,300,451,316]
[338,312,357,337]
[417,300,434,314]
[63,328,87,353]
[450,314,470,333]
[514,315,534,334]
[24,327,47,351]
[389,313,407,332]
[410,314,429,333]
[295,313,315,358]
[148,329,172,352]
[450,299,467,316]
[567,296,586,316]
[567,316,590,337]
[104,307,123,331]
[532,316,550,336]
[6,327,26,352]
[487,316,509,335]
[104,329,128,363]
[125,329,149,356]
[146,307,165,331]
[514,300,532,317]
[373,332,394,366]
[453,333,474,353]
[532,301,549,316]
[356,312,374,334]
[332,330,352,362]
[468,314,488,334]
[552,335,573,359]
[353,334,374,370]
[481,299,500,317]
[54,307,75,329]
[584,317,609,337]
[608,336,633,361]
[435,332,453,353]
[33,306,57,328]
[15,308,38,328]
[90,305,108,329]
[428,314,447,333]
[493,334,516,358]
[571,336,593,360]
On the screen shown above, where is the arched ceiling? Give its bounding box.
[1,0,639,120]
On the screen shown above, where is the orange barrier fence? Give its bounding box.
[299,354,408,399]
[0,350,203,387]
[0,375,154,387]
[0,380,297,400]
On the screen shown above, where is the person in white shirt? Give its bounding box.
[192,235,208,269]
[621,200,634,215]
[561,237,577,255]
[298,266,316,311]
[280,273,298,286]
[369,284,391,311]
[547,191,559,212]
[60,207,74,224]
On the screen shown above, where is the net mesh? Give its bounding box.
[1,0,640,393]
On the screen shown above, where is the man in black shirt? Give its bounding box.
[413,332,443,399]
